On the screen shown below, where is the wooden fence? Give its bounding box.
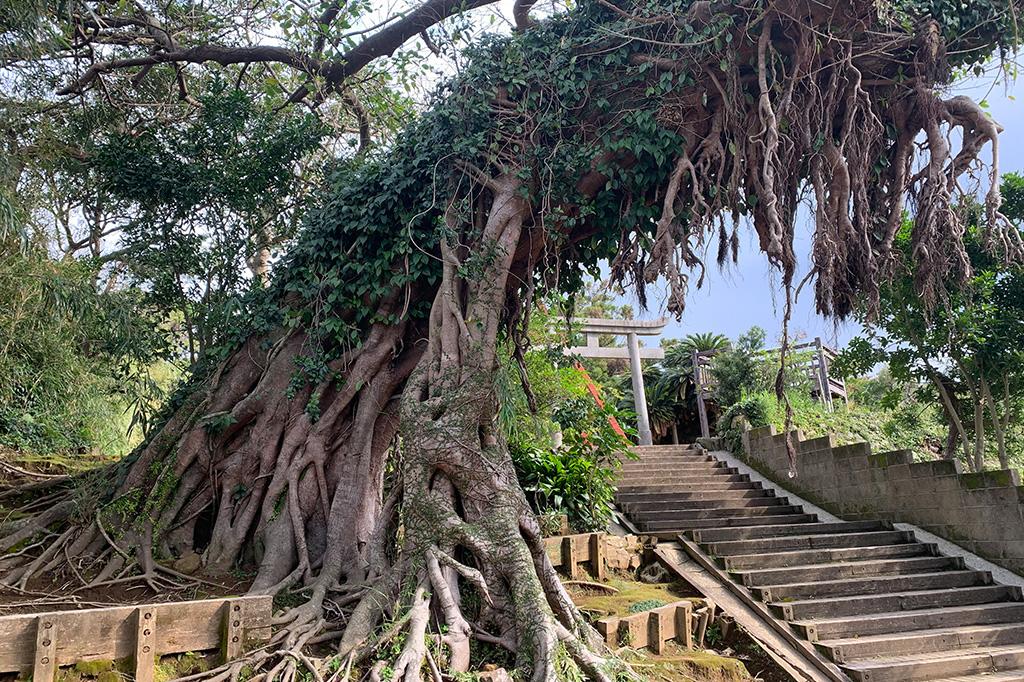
[595,600,696,653]
[0,595,271,681]
[543,532,607,580]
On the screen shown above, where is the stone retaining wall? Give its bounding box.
[742,425,1024,575]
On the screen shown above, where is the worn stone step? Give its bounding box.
[632,445,701,453]
[706,530,914,557]
[735,555,962,587]
[817,622,1024,664]
[692,519,886,543]
[720,543,936,571]
[773,585,1018,621]
[616,472,749,484]
[929,670,1024,682]
[840,644,1024,682]
[638,513,819,532]
[755,570,992,602]
[623,496,790,513]
[618,454,716,464]
[610,475,757,491]
[793,602,1024,642]
[619,461,729,472]
[617,488,771,503]
[637,505,807,522]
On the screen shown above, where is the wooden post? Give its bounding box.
[33,616,58,682]
[693,350,710,439]
[561,537,579,580]
[134,607,157,682]
[675,603,693,650]
[648,610,667,655]
[815,338,833,411]
[589,533,606,581]
[223,599,245,661]
[597,617,620,647]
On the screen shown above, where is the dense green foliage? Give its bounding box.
[94,87,326,362]
[498,302,634,533]
[510,397,632,533]
[0,251,167,454]
[837,174,1024,470]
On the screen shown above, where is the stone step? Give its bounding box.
[720,542,936,571]
[792,602,1024,641]
[622,495,791,513]
[632,446,701,452]
[638,513,819,532]
[817,622,1024,664]
[754,570,992,602]
[773,585,1018,621]
[691,519,886,543]
[735,555,962,587]
[616,488,771,503]
[929,671,1024,682]
[840,644,1024,682]
[619,460,730,472]
[635,504,807,522]
[706,530,915,557]
[620,458,714,468]
[615,472,750,485]
[616,481,763,494]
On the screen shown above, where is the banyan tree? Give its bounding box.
[2,0,1021,679]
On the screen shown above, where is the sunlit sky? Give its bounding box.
[612,74,1022,349]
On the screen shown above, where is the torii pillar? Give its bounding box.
[566,317,667,445]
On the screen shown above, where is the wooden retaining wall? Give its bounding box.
[0,595,271,681]
[543,532,607,580]
[595,600,698,653]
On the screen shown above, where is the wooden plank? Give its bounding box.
[134,607,156,682]
[622,614,647,649]
[596,617,619,647]
[648,610,666,655]
[589,534,606,581]
[223,600,245,661]
[0,596,272,674]
[561,537,579,580]
[675,604,693,650]
[33,616,57,682]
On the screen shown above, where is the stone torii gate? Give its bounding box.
[566,317,667,446]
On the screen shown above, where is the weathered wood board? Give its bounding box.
[595,600,693,651]
[0,595,271,678]
[543,532,607,578]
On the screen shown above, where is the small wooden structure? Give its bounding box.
[544,532,608,580]
[0,595,271,681]
[596,600,696,653]
[694,337,848,438]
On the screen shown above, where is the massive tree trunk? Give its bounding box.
[3,0,1020,678]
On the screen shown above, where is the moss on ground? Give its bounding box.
[567,578,696,619]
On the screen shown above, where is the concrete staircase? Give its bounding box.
[617,444,1024,682]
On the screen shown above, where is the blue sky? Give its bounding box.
[617,75,1022,350]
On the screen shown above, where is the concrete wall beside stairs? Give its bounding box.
[742,425,1024,575]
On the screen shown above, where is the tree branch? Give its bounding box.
[60,0,501,98]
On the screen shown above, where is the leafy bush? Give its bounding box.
[628,599,667,613]
[510,395,632,533]
[718,394,774,452]
[710,327,772,406]
[0,251,169,455]
[718,388,946,457]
